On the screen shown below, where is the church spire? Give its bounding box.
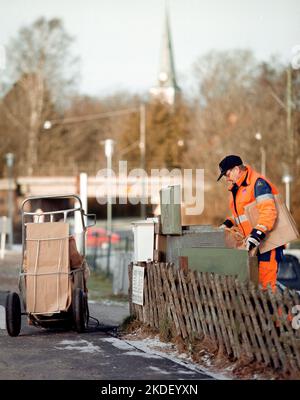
[150,2,180,105]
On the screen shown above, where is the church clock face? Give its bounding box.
[159,72,168,82]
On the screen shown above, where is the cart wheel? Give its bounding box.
[5,292,21,337]
[73,288,87,333]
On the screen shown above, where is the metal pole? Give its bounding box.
[5,153,14,249]
[140,104,146,218]
[286,181,290,211]
[107,152,112,234]
[103,139,114,234]
[286,67,294,211]
[260,147,266,177]
[287,67,293,161]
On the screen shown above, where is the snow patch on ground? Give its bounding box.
[124,351,162,359]
[55,339,102,354]
[0,305,5,329]
[123,334,232,380]
[102,337,134,351]
[149,366,171,375]
[99,299,129,308]
[101,337,162,359]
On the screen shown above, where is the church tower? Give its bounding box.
[150,5,181,105]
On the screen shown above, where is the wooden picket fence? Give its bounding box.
[128,262,300,375]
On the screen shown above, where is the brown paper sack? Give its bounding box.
[25,222,71,314]
[244,194,299,253]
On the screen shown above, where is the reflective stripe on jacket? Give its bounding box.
[226,165,278,237]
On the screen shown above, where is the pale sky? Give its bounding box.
[1,0,300,97]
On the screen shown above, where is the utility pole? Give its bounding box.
[5,153,15,249]
[140,104,146,218]
[286,67,293,162]
[286,67,294,211]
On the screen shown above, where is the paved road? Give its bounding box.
[0,250,213,380]
[0,292,211,380]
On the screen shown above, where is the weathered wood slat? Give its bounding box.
[190,271,208,338]
[202,272,224,350]
[197,271,217,342]
[149,263,159,329]
[159,263,183,337]
[128,261,300,374]
[271,287,297,372]
[227,276,253,361]
[167,264,188,338]
[177,269,192,335]
[220,275,241,359]
[187,272,203,337]
[235,279,262,363]
[178,269,196,335]
[249,282,280,369]
[240,281,270,365]
[257,286,287,370]
[153,263,162,328]
[159,262,175,336]
[208,273,231,355]
[214,274,236,357]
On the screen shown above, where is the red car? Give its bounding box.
[87,227,120,248]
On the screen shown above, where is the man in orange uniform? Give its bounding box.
[218,155,284,291]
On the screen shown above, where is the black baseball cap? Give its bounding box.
[217,155,243,181]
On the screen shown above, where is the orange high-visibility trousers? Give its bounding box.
[258,248,279,292]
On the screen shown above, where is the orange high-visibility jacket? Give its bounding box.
[226,165,278,238]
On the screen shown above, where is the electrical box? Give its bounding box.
[160,185,182,235]
[132,219,156,263]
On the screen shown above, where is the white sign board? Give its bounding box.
[132,265,144,306]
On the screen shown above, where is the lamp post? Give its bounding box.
[255,132,266,176]
[104,139,114,234]
[139,104,146,218]
[5,153,14,249]
[282,174,293,210]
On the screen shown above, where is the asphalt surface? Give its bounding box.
[0,250,212,380]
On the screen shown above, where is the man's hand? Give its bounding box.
[245,228,266,251]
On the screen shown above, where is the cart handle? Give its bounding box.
[84,213,96,228]
[21,194,83,212]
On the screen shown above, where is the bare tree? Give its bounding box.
[0,17,79,175]
[188,50,298,224]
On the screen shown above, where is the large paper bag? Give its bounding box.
[25,222,71,314]
[244,194,299,253]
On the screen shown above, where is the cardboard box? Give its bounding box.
[25,222,71,314]
[244,194,299,253]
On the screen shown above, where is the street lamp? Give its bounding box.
[255,132,266,176]
[139,104,146,218]
[282,174,293,210]
[5,153,15,249]
[103,139,114,234]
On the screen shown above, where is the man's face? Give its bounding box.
[225,166,240,184]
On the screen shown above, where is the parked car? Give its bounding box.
[277,250,300,292]
[86,227,120,248]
